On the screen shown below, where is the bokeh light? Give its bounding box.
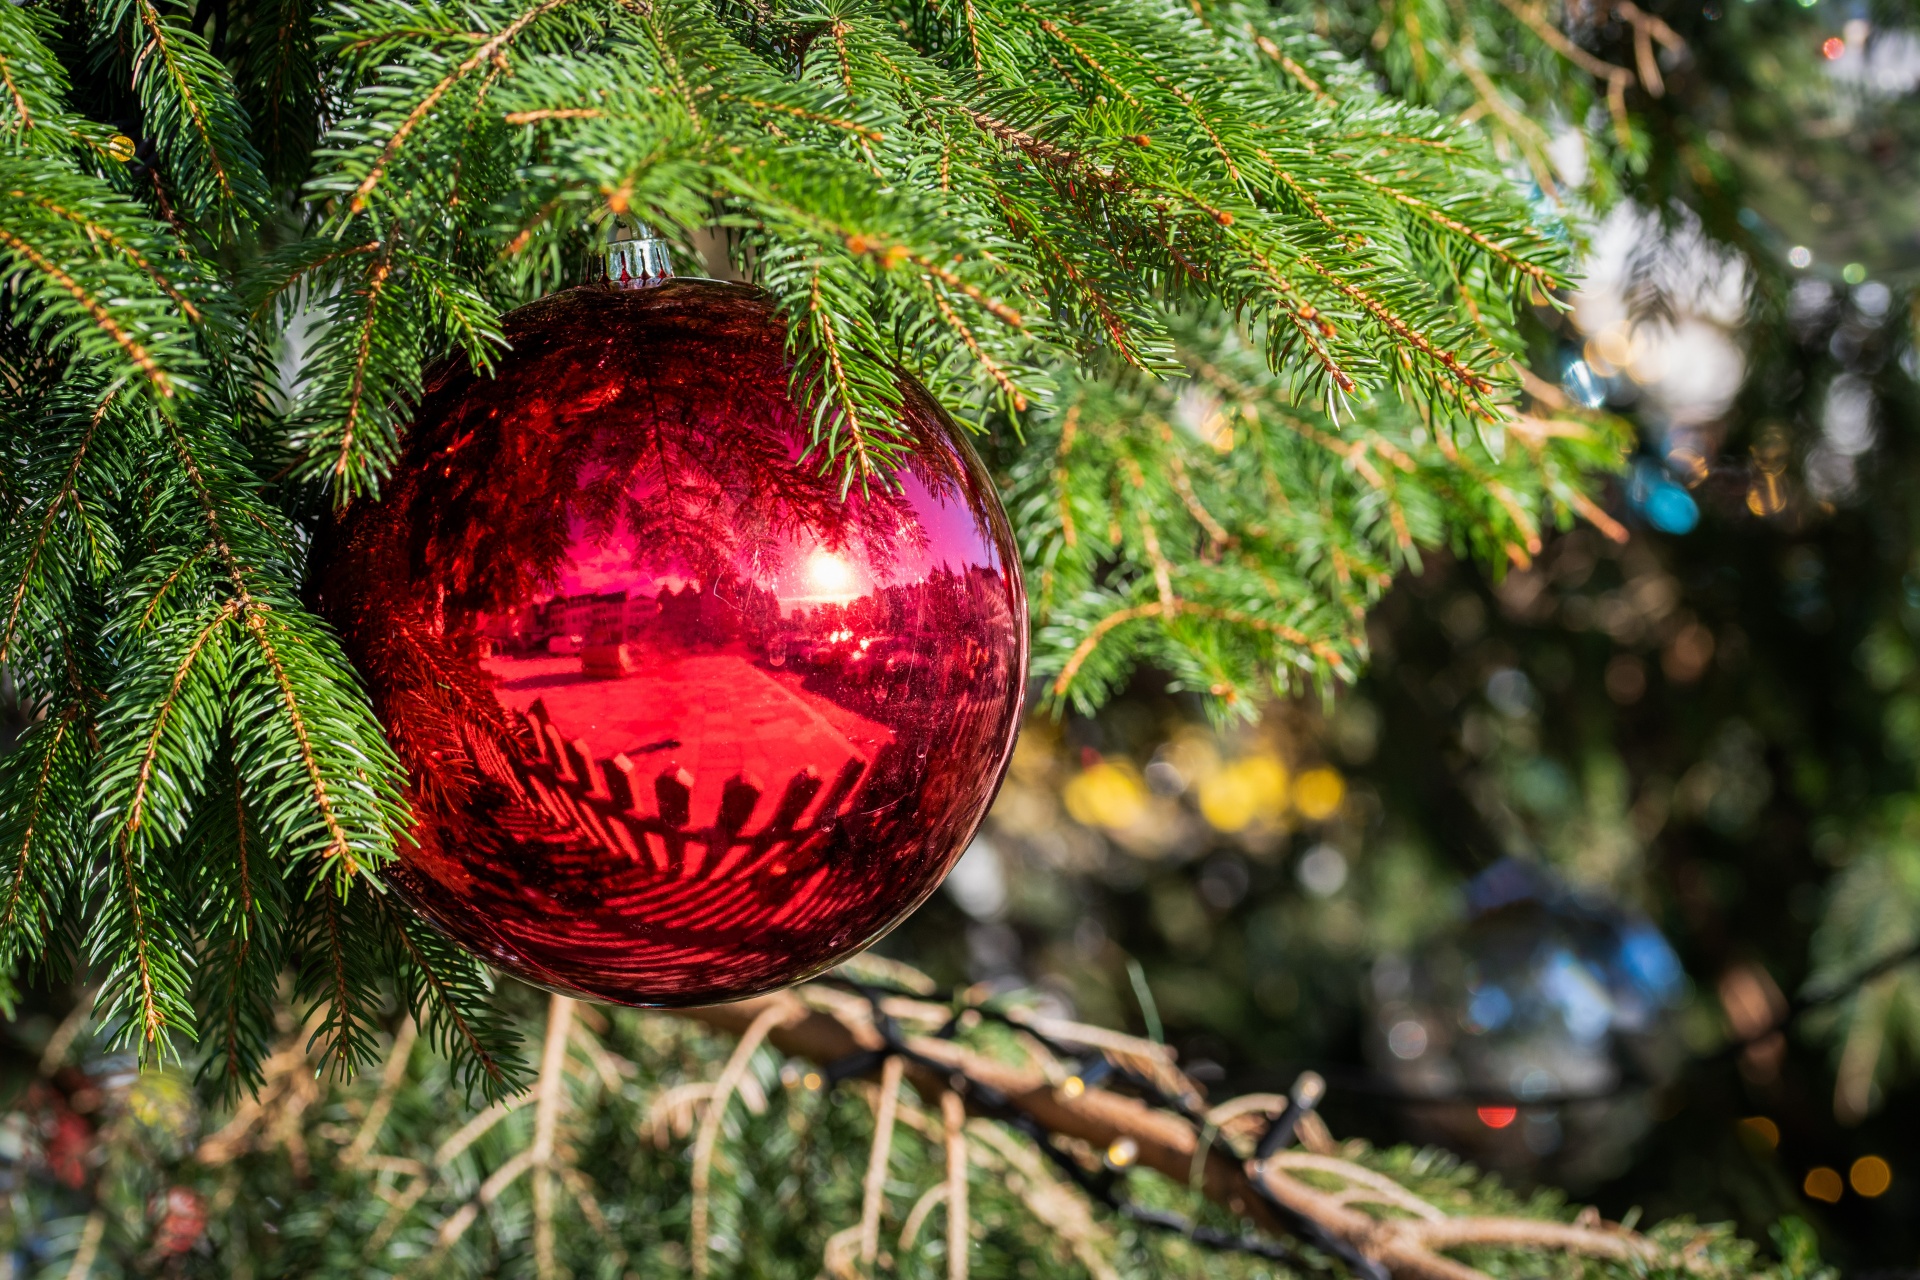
[1738,1116,1781,1150]
[1297,843,1349,897]
[1063,760,1149,830]
[1198,755,1288,831]
[1804,1167,1843,1203]
[1850,1155,1893,1197]
[1293,767,1346,821]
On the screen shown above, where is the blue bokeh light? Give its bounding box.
[1628,461,1700,534]
[1562,358,1607,409]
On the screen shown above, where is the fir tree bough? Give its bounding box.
[0,0,1624,1121]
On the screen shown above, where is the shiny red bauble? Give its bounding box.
[314,280,1027,1006]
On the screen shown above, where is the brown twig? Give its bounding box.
[1614,1,1685,97]
[531,997,575,1280]
[943,1089,970,1280]
[346,1018,419,1166]
[860,1054,906,1265]
[670,988,1684,1280]
[690,1000,798,1278]
[674,995,1293,1240]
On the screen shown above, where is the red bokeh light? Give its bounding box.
[1476,1106,1519,1129]
[152,1187,208,1255]
[1822,37,1845,59]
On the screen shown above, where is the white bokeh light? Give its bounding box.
[1570,204,1750,436]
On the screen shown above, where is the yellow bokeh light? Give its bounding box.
[1803,1166,1843,1203]
[1738,1116,1780,1150]
[1198,755,1288,831]
[1850,1155,1892,1198]
[129,1072,196,1138]
[1293,767,1346,821]
[1746,475,1786,518]
[1585,326,1633,377]
[1163,733,1223,786]
[1063,761,1149,830]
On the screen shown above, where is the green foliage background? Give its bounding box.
[2,0,1916,1271]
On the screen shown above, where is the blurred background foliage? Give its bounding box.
[887,0,1920,1269]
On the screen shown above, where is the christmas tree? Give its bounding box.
[0,0,1906,1272]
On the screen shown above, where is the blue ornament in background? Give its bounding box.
[1365,859,1686,1188]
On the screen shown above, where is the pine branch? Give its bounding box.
[376,891,531,1102]
[88,592,228,1055]
[289,873,385,1078]
[0,6,72,139]
[230,0,323,187]
[296,0,1568,491]
[0,396,114,665]
[0,712,90,975]
[0,0,1633,1104]
[0,172,203,401]
[321,0,591,217]
[191,758,288,1102]
[93,0,272,228]
[152,412,409,877]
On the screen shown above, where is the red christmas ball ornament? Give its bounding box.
[315,245,1026,1006]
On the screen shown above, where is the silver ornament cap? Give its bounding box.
[588,216,674,289]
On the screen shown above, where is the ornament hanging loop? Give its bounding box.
[589,215,674,290]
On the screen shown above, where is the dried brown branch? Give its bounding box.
[690,999,797,1279]
[942,1089,970,1280]
[531,997,575,1280]
[670,987,1690,1280]
[345,1018,418,1166]
[860,1054,905,1265]
[1614,0,1685,96]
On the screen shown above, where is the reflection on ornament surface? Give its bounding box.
[316,281,1026,1006]
[1366,859,1685,1187]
